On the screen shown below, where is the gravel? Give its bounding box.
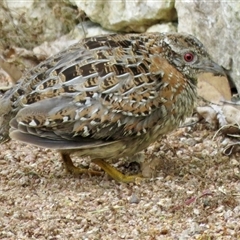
[0,122,239,239]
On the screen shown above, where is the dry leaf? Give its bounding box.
[222,105,240,125]
[0,67,14,91]
[197,104,240,139]
[217,105,240,141]
[196,106,218,126]
[221,99,240,111]
[197,72,231,104]
[0,57,22,88]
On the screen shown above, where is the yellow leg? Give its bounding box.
[92,159,143,183]
[61,153,102,176]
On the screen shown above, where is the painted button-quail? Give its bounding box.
[0,32,225,182]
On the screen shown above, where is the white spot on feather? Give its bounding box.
[90,120,98,126]
[92,92,98,98]
[44,119,50,126]
[80,117,89,121]
[82,126,90,136]
[85,98,91,105]
[63,116,69,122]
[29,120,37,127]
[117,120,122,127]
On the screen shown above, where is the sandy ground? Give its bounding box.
[0,122,239,240]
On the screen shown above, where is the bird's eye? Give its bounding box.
[184,52,195,62]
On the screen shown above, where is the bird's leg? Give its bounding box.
[92,159,143,183]
[61,153,102,176]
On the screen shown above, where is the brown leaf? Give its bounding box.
[0,58,22,90]
[196,106,218,126]
[197,72,231,104]
[222,105,240,126]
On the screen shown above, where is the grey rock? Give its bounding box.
[72,0,177,32]
[176,1,240,93]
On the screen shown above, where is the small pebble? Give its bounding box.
[129,193,140,204]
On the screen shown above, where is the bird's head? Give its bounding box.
[162,32,226,84]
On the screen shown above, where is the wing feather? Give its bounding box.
[9,33,178,144]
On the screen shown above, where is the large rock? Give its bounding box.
[0,0,77,49]
[175,1,240,93]
[71,0,177,32]
[33,21,114,59]
[146,22,177,33]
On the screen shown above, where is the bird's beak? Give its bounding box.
[198,60,226,77]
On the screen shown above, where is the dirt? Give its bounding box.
[0,122,239,240]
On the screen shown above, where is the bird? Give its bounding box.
[0,32,225,183]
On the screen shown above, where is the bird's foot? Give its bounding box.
[61,153,102,176]
[92,159,144,183]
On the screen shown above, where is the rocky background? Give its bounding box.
[0,1,240,239]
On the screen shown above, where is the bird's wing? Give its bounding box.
[9,33,185,147]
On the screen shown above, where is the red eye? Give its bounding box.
[184,52,194,62]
